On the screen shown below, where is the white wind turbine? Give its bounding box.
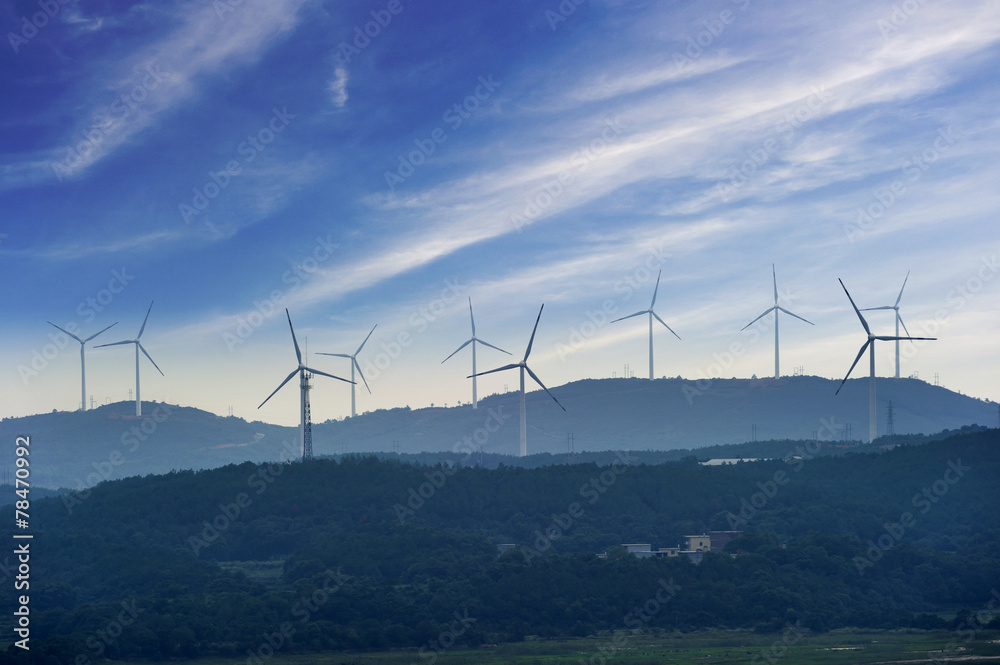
[258,309,354,456]
[95,301,162,416]
[318,324,376,418]
[470,304,565,457]
[442,298,511,409]
[861,270,911,379]
[47,320,117,411]
[835,279,935,443]
[611,269,680,380]
[741,264,813,379]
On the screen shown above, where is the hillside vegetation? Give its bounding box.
[1,428,998,662]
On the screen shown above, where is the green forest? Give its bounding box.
[2,428,999,663]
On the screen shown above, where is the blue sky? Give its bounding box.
[3,0,998,426]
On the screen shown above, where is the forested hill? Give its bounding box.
[2,375,995,488]
[1,428,998,661]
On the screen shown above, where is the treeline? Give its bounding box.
[1,429,998,662]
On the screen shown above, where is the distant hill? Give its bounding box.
[317,376,996,455]
[1,376,994,488]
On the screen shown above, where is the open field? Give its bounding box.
[101,629,1000,665]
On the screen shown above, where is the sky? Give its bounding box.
[2,0,998,427]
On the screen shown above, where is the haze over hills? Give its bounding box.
[2,376,995,489]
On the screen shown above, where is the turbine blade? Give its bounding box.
[874,336,936,342]
[355,324,377,355]
[441,339,473,363]
[523,304,544,361]
[651,312,681,340]
[741,307,774,331]
[285,309,302,365]
[476,339,512,355]
[468,298,476,336]
[650,270,662,308]
[352,358,372,393]
[469,363,519,378]
[895,270,910,307]
[84,321,119,342]
[47,321,83,344]
[525,365,566,411]
[137,343,164,376]
[258,368,300,408]
[772,264,778,305]
[835,340,870,394]
[303,366,355,384]
[317,352,352,358]
[611,310,646,323]
[860,306,894,311]
[838,278,870,335]
[94,340,134,348]
[137,301,154,339]
[897,312,911,337]
[776,306,813,325]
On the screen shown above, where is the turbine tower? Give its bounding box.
[318,323,376,418]
[861,270,911,379]
[470,304,565,457]
[835,279,935,443]
[47,320,117,411]
[258,310,353,459]
[741,264,813,379]
[95,301,162,416]
[611,269,681,380]
[442,298,511,409]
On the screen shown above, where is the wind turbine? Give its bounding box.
[470,304,565,457]
[442,298,511,409]
[611,269,680,380]
[861,270,911,379]
[95,301,162,416]
[741,264,813,379]
[318,324,376,418]
[258,309,354,458]
[835,279,935,443]
[47,320,118,411]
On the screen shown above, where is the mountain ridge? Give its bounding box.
[2,375,994,488]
